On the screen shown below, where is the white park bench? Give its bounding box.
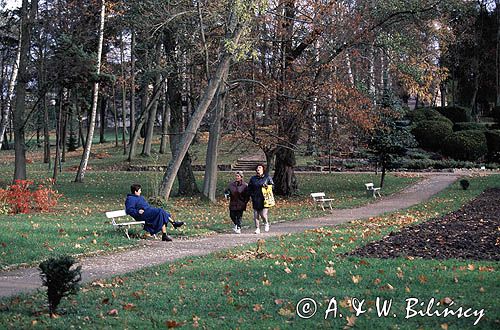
[365,183,381,198]
[105,209,149,240]
[310,192,335,211]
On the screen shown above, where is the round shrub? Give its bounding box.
[437,106,471,123]
[411,120,453,151]
[442,130,488,161]
[453,122,488,131]
[407,107,451,124]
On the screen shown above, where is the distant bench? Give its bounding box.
[310,192,335,211]
[365,183,381,198]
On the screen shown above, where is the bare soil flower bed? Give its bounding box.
[349,188,500,261]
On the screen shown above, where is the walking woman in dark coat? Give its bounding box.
[247,164,274,234]
[125,184,183,241]
[224,171,249,234]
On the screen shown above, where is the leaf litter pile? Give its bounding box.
[349,188,500,260]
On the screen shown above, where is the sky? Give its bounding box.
[3,0,21,10]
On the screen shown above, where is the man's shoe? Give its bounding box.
[232,225,238,233]
[172,221,184,229]
[235,227,241,234]
[162,234,173,242]
[264,223,270,232]
[255,228,260,234]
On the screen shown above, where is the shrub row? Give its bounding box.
[409,106,471,124]
[408,107,452,124]
[441,130,488,161]
[453,122,489,131]
[408,106,499,161]
[397,158,499,170]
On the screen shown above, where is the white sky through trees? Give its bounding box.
[3,0,20,9]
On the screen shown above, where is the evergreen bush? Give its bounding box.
[453,122,488,131]
[411,120,453,151]
[442,130,488,161]
[460,179,470,190]
[407,107,450,124]
[437,106,471,123]
[39,255,81,316]
[485,130,500,162]
[492,106,500,123]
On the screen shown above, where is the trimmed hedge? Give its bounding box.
[485,130,500,162]
[437,106,471,123]
[442,130,488,161]
[453,122,488,131]
[492,106,500,123]
[408,107,451,124]
[411,120,453,151]
[397,158,477,170]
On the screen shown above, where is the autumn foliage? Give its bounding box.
[0,179,62,214]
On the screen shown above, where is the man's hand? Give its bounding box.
[139,209,144,215]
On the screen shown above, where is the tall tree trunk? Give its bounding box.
[61,98,68,163]
[120,32,128,154]
[164,34,199,196]
[273,0,298,196]
[129,29,136,144]
[159,81,169,154]
[53,92,63,181]
[142,41,163,156]
[75,0,105,182]
[127,83,162,161]
[274,111,299,196]
[496,0,500,106]
[369,44,376,102]
[13,0,37,181]
[202,72,228,202]
[112,83,119,147]
[43,96,50,165]
[99,96,107,143]
[158,26,242,199]
[0,29,21,151]
[345,51,355,87]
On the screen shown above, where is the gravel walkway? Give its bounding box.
[0,173,459,299]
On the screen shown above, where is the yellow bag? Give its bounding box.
[262,185,275,208]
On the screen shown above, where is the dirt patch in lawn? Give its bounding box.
[349,188,500,261]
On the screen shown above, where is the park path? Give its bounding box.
[0,173,460,299]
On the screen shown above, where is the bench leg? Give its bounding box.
[328,201,333,210]
[124,226,131,240]
[321,203,325,211]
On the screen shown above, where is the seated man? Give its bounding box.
[125,184,183,241]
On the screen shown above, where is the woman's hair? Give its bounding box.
[235,170,244,178]
[131,184,142,194]
[255,164,266,173]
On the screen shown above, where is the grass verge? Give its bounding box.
[0,175,498,329]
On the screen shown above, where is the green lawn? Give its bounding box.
[0,175,498,329]
[0,169,418,269]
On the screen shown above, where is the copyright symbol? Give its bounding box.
[296,298,317,319]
